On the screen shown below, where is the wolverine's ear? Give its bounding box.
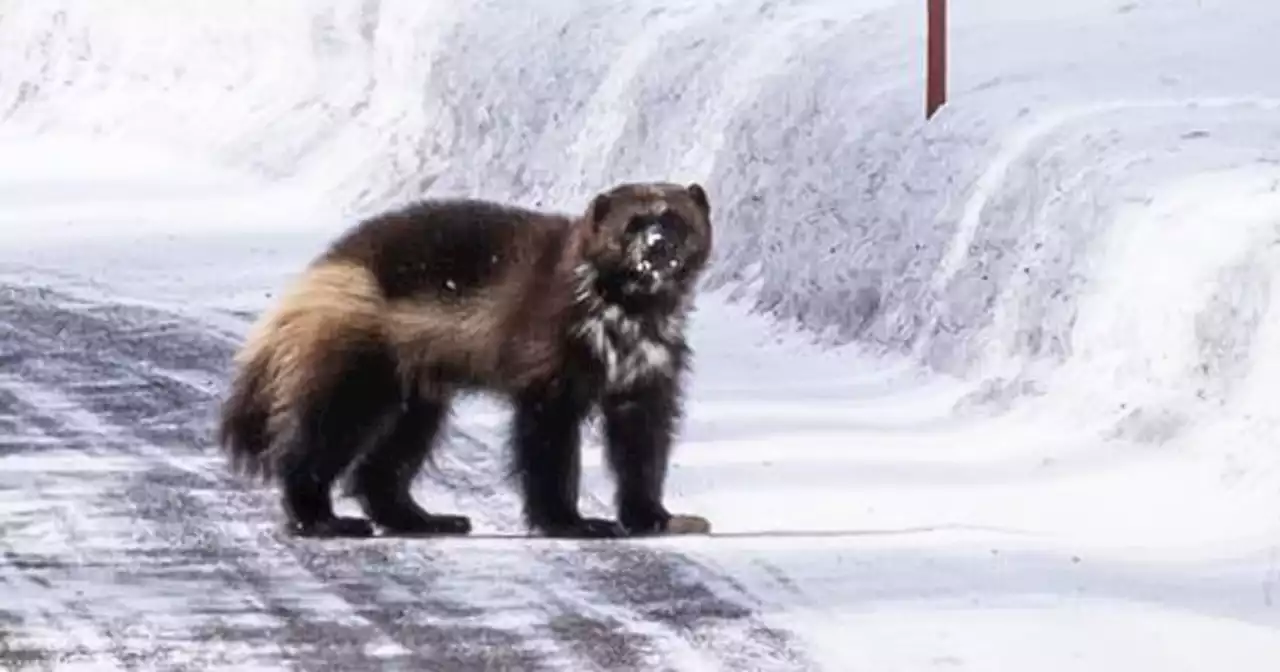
[588,193,612,230]
[687,183,709,215]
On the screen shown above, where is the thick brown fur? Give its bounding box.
[216,181,713,539]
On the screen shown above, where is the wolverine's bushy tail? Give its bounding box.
[216,350,276,480]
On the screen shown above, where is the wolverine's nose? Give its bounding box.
[643,226,675,257]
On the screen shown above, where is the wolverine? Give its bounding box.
[216,181,714,539]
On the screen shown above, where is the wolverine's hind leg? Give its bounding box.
[276,339,401,538]
[349,392,472,536]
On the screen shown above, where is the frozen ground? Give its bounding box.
[3,0,1280,669]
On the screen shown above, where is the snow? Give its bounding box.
[4,0,1280,669]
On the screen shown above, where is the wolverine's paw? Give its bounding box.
[380,513,473,537]
[285,516,376,539]
[541,516,627,539]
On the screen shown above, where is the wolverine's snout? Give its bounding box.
[633,211,682,262]
[624,211,692,294]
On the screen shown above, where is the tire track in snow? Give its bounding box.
[0,281,815,670]
[0,380,284,671]
[0,376,418,667]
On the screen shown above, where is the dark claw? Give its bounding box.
[285,516,376,538]
[380,513,473,537]
[620,511,669,536]
[541,516,627,539]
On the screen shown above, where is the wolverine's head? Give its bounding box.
[580,181,713,308]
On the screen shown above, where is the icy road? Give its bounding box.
[4,0,1280,670]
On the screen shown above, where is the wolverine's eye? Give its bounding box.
[658,211,684,233]
[656,211,687,246]
[625,215,650,236]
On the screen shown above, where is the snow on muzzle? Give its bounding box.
[625,212,688,294]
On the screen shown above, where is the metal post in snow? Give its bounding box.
[926,0,947,119]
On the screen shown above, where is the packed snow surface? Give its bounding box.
[2,0,1280,669]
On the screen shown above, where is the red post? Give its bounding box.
[926,0,947,119]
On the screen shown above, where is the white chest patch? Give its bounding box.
[575,304,678,391]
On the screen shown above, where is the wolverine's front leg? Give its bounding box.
[512,380,626,538]
[603,379,710,536]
